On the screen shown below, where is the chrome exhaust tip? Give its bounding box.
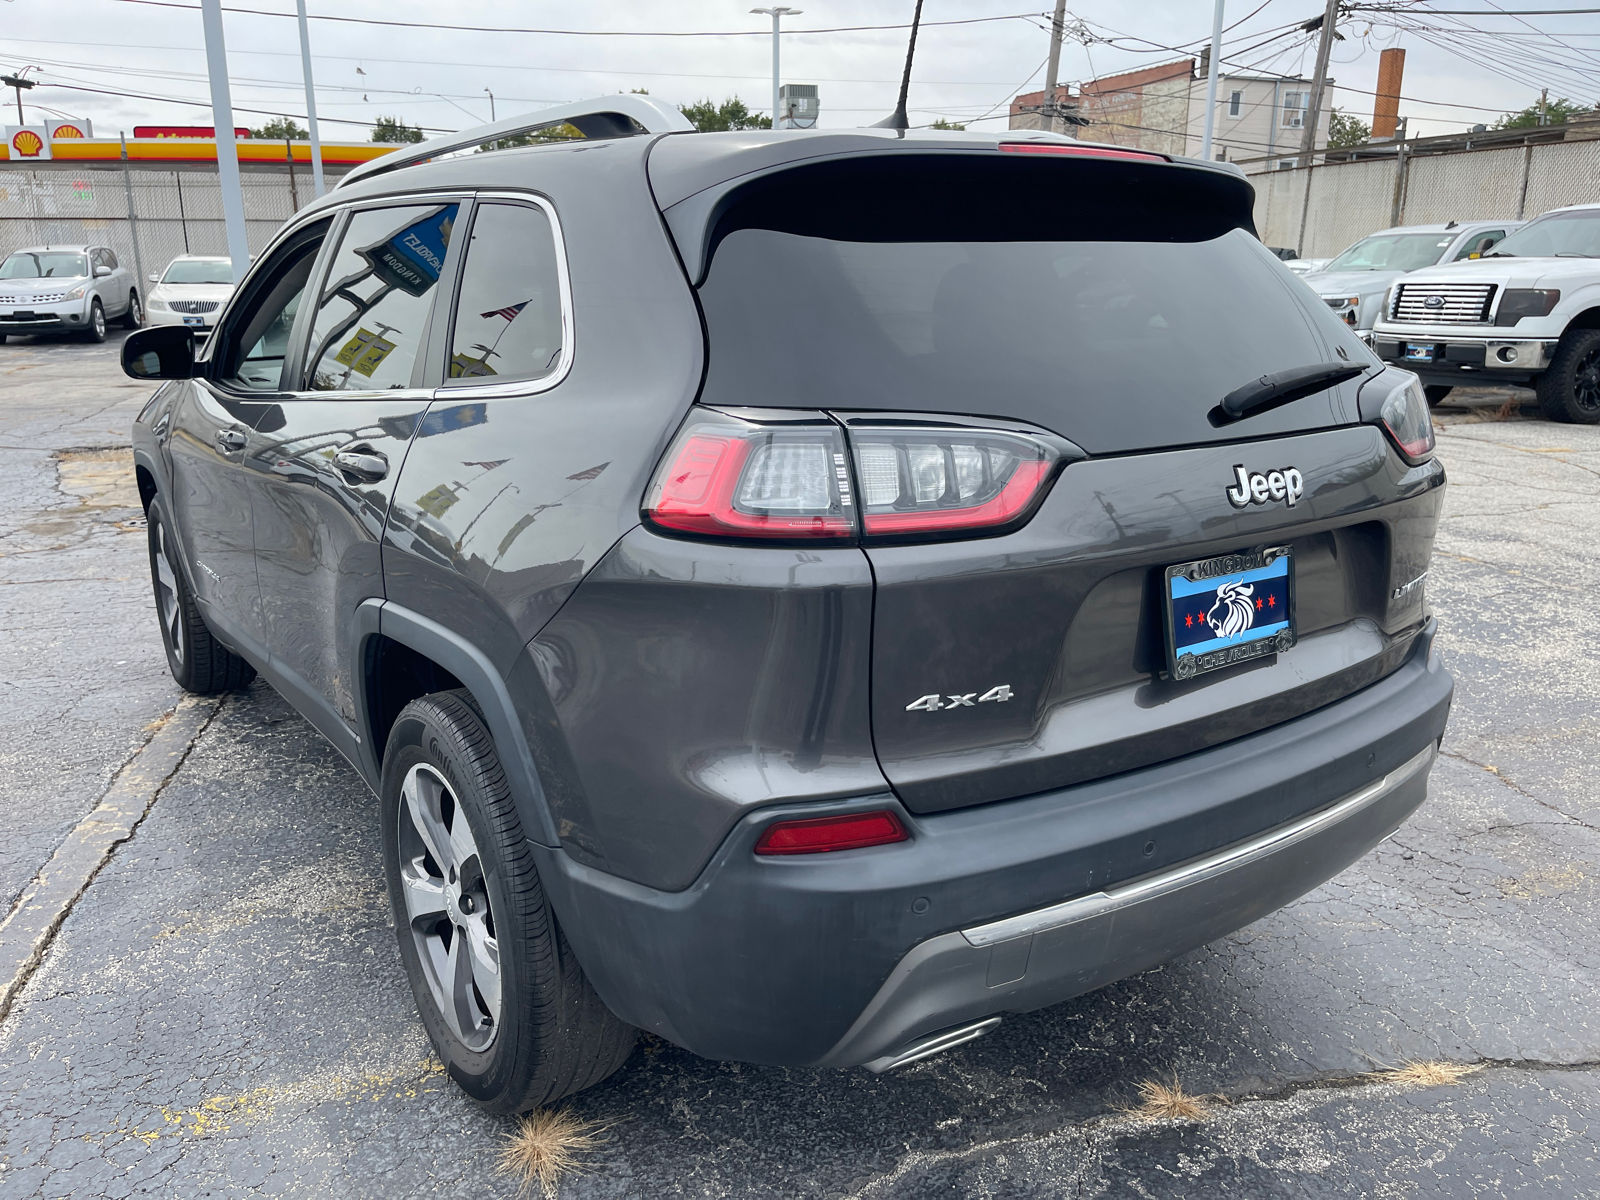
[862,1016,1002,1074]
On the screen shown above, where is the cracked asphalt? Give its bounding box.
[1,336,1596,1197]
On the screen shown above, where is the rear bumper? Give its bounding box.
[535,620,1452,1068]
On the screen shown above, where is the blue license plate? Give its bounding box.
[1165,547,1294,681]
[1403,343,1436,363]
[183,316,206,328]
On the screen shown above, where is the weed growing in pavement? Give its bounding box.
[496,1108,610,1198]
[1370,1060,1482,1088]
[1117,1073,1226,1122]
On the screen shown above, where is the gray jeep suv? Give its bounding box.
[121,95,1452,1114]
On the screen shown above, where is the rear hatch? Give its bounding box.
[656,141,1443,813]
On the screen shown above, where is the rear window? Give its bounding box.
[698,226,1361,454]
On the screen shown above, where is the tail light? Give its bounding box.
[998,143,1168,163]
[1359,370,1436,465]
[754,809,909,855]
[844,421,1062,541]
[644,408,1072,545]
[644,408,854,542]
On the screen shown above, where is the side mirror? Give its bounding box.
[122,326,196,381]
[148,273,162,284]
[94,264,113,278]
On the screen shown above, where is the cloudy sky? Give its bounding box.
[2,0,1596,144]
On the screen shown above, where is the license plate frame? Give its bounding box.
[183,316,207,328]
[1403,342,1437,363]
[1164,545,1295,681]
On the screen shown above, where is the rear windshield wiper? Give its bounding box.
[1209,361,1367,427]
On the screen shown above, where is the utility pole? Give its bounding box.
[1298,0,1340,168]
[1040,0,1068,135]
[751,7,800,129]
[1539,86,1548,125]
[295,0,325,197]
[200,0,251,282]
[1201,0,1226,159]
[1,69,36,125]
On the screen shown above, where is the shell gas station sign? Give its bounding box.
[1,124,395,167]
[3,120,96,160]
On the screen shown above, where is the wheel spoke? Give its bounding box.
[399,864,447,926]
[461,915,502,1021]
[402,767,454,873]
[440,927,471,1043]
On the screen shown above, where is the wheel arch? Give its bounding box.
[355,599,561,846]
[1562,305,1600,334]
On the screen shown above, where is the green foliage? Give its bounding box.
[478,124,584,152]
[680,97,771,132]
[1494,96,1590,129]
[930,118,967,131]
[1327,108,1370,150]
[370,115,425,144]
[250,116,307,140]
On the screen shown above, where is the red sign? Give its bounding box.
[133,126,252,139]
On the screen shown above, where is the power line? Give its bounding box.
[106,0,1049,39]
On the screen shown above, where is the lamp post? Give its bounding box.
[1200,0,1225,161]
[485,88,496,121]
[750,7,800,129]
[295,0,325,197]
[200,0,251,281]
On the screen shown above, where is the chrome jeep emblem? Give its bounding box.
[1226,465,1304,509]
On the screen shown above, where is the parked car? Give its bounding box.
[1371,203,1600,419]
[119,96,1453,1114]
[0,244,141,342]
[145,255,236,336]
[1301,221,1519,336]
[1285,257,1330,276]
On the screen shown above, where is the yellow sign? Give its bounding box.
[333,327,397,378]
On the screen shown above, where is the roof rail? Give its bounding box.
[337,94,694,190]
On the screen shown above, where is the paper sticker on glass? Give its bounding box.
[1165,546,1294,680]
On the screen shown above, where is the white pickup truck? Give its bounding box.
[1370,202,1600,423]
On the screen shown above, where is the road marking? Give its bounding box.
[0,694,221,1023]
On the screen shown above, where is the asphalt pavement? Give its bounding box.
[1,334,1596,1198]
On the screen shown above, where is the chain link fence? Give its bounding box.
[0,158,346,291]
[1250,136,1600,258]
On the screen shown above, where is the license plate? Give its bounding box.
[1403,342,1436,363]
[183,316,206,328]
[1165,546,1295,681]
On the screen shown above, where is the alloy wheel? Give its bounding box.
[1574,346,1600,413]
[152,520,185,665]
[92,303,105,338]
[397,763,502,1051]
[129,294,143,326]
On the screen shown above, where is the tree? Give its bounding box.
[1494,96,1590,129]
[371,115,425,144]
[479,124,583,152]
[1327,108,1370,150]
[680,97,771,132]
[930,118,967,131]
[251,116,307,140]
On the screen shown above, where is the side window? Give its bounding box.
[445,201,565,387]
[214,223,329,392]
[303,202,459,392]
[1455,230,1506,260]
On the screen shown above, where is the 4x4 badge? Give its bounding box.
[906,686,1013,712]
[1226,464,1304,509]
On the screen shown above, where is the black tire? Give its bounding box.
[121,291,144,330]
[146,496,256,693]
[381,690,635,1114]
[85,299,107,343]
[1536,329,1600,423]
[1423,385,1453,407]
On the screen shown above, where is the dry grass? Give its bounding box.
[496,1108,609,1198]
[1370,1060,1482,1089]
[1118,1074,1223,1123]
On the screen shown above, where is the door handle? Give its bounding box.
[333,447,389,483]
[214,428,247,453]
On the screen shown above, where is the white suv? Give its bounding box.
[1371,203,1600,422]
[0,244,141,343]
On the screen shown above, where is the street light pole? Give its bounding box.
[485,89,496,121]
[200,0,251,282]
[751,7,800,129]
[1201,0,1226,160]
[294,0,325,197]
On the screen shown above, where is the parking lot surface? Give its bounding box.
[1,335,1597,1197]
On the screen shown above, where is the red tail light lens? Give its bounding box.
[999,143,1168,163]
[754,809,909,855]
[1365,373,1436,465]
[644,408,854,541]
[847,425,1064,541]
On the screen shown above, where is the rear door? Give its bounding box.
[243,197,463,755]
[688,150,1440,813]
